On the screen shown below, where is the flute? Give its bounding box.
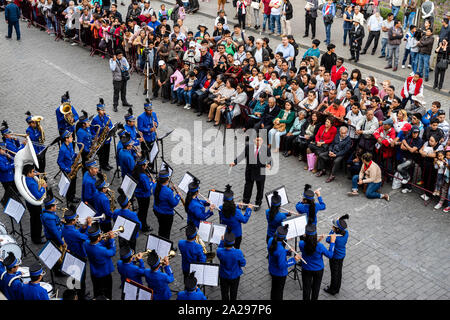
[236,202,259,209]
[283,241,307,264]
[279,207,299,215]
[319,234,343,237]
[198,192,217,210]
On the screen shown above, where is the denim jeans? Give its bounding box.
[410,51,419,73]
[324,21,332,45]
[351,175,382,198]
[343,27,351,45]
[268,128,286,149]
[270,14,281,34]
[391,5,400,18]
[45,16,54,31]
[7,21,20,39]
[417,53,430,79]
[183,90,193,105]
[403,12,416,29]
[402,48,411,66]
[380,38,388,57]
[262,14,270,31]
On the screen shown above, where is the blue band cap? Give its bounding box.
[96,180,106,189]
[275,231,287,239]
[6,258,18,269]
[137,159,148,166]
[1,128,11,135]
[30,268,44,277]
[144,102,152,109]
[150,259,160,269]
[336,220,344,231]
[62,130,71,139]
[224,239,235,245]
[158,172,170,178]
[88,227,101,237]
[26,116,33,123]
[305,229,317,236]
[187,230,197,240]
[79,117,89,123]
[96,104,105,110]
[86,160,97,168]
[125,115,135,121]
[120,196,129,207]
[123,139,132,146]
[303,192,314,200]
[189,187,199,192]
[65,212,77,220]
[121,249,133,260]
[224,196,233,201]
[45,198,56,206]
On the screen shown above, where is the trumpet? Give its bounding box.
[92,214,106,222]
[100,226,124,240]
[158,250,177,267]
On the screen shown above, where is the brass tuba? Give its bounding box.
[31,115,45,144]
[60,102,75,126]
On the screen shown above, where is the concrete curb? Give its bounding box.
[159,0,450,98]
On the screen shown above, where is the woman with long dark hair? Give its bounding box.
[267,225,302,300]
[132,158,155,233]
[265,191,289,243]
[219,185,252,249]
[299,224,336,300]
[153,170,181,240]
[184,179,215,228]
[295,184,326,225]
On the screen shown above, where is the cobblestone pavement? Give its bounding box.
[0,16,449,300]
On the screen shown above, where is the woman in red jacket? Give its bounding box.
[306,117,337,173]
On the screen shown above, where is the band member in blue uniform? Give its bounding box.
[0,253,24,300]
[295,184,326,225]
[90,98,113,171]
[137,99,158,163]
[265,191,290,243]
[23,164,46,244]
[144,249,174,300]
[0,141,16,205]
[1,121,25,154]
[94,173,114,233]
[178,224,206,279]
[113,188,142,251]
[84,223,117,300]
[216,231,247,301]
[132,157,155,232]
[56,91,79,136]
[62,207,91,300]
[57,130,78,203]
[81,160,99,207]
[184,179,215,228]
[118,136,136,179]
[124,108,142,147]
[177,271,207,300]
[22,263,49,300]
[76,110,92,172]
[25,111,46,171]
[267,225,302,300]
[324,214,349,296]
[117,246,146,291]
[153,170,181,240]
[219,185,252,249]
[299,224,336,301]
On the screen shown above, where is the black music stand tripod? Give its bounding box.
[287,236,303,290]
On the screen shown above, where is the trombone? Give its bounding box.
[100,226,124,240]
[9,133,46,148]
[0,147,16,160]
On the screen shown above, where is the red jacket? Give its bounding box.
[315,125,337,144]
[331,65,346,85]
[401,76,423,99]
[262,0,271,15]
[373,127,396,158]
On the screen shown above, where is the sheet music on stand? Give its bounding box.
[120,174,138,200]
[160,161,173,177]
[61,251,86,282]
[189,263,220,286]
[178,172,197,194]
[198,221,227,245]
[146,234,173,258]
[207,190,224,208]
[58,172,70,198]
[149,141,159,164]
[123,279,153,300]
[113,215,138,241]
[38,241,62,270]
[282,215,308,240]
[265,186,289,208]
[76,202,96,225]
[4,198,25,224]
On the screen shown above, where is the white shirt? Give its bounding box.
[367,14,383,31]
[254,48,263,64]
[270,0,282,15]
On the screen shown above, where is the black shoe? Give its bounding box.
[254,204,261,212]
[162,99,168,103]
[143,90,147,96]
[378,55,385,58]
[371,51,376,55]
[303,34,308,38]
[360,51,367,55]
[113,106,118,112]
[197,113,203,117]
[5,36,11,39]
[354,59,359,63]
[122,103,133,107]
[433,85,437,90]
[425,77,429,82]
[142,225,152,233]
[349,57,355,61]
[171,99,177,104]
[101,166,111,172]
[324,286,337,295]
[177,101,184,106]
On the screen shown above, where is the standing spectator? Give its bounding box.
[303,0,318,39]
[421,0,435,29]
[4,0,20,41]
[331,57,346,85]
[389,0,403,19]
[403,0,416,31]
[439,18,450,44]
[349,17,365,63]
[361,10,383,55]
[281,0,293,36]
[434,39,449,91]
[110,50,133,112]
[342,5,353,47]
[261,0,271,33]
[322,0,336,46]
[401,24,417,69]
[385,19,403,71]
[352,5,365,24]
[269,0,282,36]
[250,0,262,30]
[236,0,248,31]
[417,27,434,82]
[320,44,337,73]
[379,12,394,59]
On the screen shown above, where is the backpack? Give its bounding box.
[170,6,179,21]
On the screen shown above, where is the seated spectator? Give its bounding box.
[373,118,396,173]
[243,93,268,131]
[180,71,201,109]
[224,83,248,128]
[268,101,296,153]
[207,79,237,126]
[347,152,390,201]
[406,94,426,117]
[170,67,187,106]
[282,79,304,110]
[435,149,450,211]
[421,101,441,127]
[299,91,318,114]
[346,147,364,180]
[345,102,364,148]
[306,117,337,173]
[316,126,352,183]
[192,71,215,115]
[355,110,379,154]
[282,110,308,157]
[255,96,281,131]
[324,98,346,126]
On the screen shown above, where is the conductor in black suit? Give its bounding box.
[254,96,280,131]
[230,135,272,211]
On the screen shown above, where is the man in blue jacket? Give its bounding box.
[178,224,206,280]
[144,249,174,300]
[22,264,49,300]
[4,0,21,41]
[316,126,352,182]
[137,100,158,164]
[23,164,46,244]
[0,142,15,205]
[117,246,145,290]
[177,271,207,300]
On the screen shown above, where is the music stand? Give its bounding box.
[157,129,174,163]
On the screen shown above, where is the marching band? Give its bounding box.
[0,91,349,302]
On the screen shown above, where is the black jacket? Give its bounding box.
[284,1,293,20]
[261,105,281,127]
[350,25,365,45]
[234,143,272,181]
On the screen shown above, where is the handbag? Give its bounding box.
[436,58,449,70]
[251,1,260,10]
[324,14,333,24]
[307,153,317,171]
[117,60,130,81]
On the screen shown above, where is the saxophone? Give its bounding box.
[87,118,111,159]
[102,173,116,212]
[68,142,84,180]
[195,235,216,263]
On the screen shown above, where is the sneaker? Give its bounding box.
[347,191,359,196]
[443,207,450,213]
[185,104,191,110]
[421,194,430,201]
[71,42,77,46]
[407,64,411,68]
[401,65,405,69]
[401,179,409,184]
[382,194,390,201]
[402,188,412,194]
[434,203,442,210]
